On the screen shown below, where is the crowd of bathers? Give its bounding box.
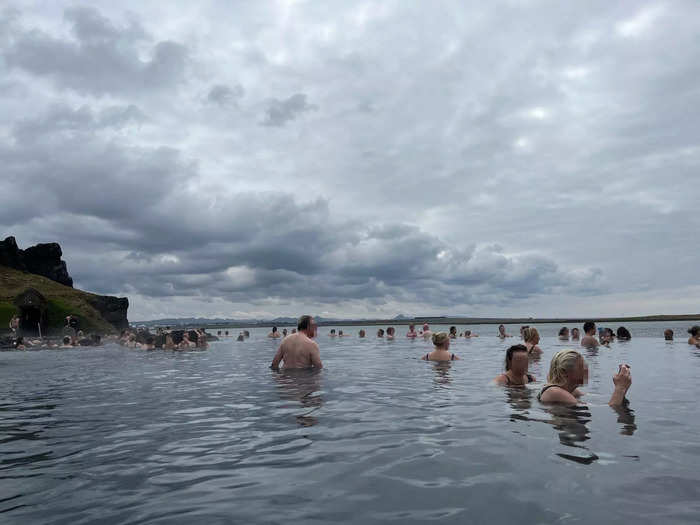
[269,316,700,408]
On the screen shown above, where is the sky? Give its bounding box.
[1,1,698,321]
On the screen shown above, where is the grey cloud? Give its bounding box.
[262,93,316,126]
[207,84,244,106]
[3,7,187,95]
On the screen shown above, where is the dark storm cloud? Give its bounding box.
[2,6,186,95]
[262,93,317,126]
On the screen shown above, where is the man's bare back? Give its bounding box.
[271,332,322,369]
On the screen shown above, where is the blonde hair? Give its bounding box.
[523,327,539,343]
[432,332,449,348]
[546,349,582,385]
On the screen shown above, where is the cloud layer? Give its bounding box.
[1,2,698,320]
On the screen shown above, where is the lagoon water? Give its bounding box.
[2,322,700,524]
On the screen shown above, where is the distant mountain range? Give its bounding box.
[135,313,417,327]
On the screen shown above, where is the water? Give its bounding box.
[1,321,699,524]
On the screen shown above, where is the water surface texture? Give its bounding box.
[2,322,699,524]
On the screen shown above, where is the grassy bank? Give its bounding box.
[0,266,117,334]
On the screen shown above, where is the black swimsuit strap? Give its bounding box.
[451,353,455,360]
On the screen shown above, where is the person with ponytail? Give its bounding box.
[538,349,632,406]
[421,332,460,361]
[522,327,543,357]
[493,345,536,386]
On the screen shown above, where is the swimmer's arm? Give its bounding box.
[453,355,461,360]
[493,375,506,385]
[270,346,284,369]
[310,347,323,369]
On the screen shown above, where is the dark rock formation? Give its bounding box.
[86,295,129,331]
[0,236,73,287]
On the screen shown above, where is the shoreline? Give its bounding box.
[151,314,700,330]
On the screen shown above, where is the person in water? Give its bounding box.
[268,327,281,338]
[558,327,570,340]
[519,325,529,339]
[687,326,700,345]
[282,328,288,337]
[664,329,673,341]
[358,329,366,338]
[422,332,460,361]
[422,323,433,340]
[449,326,457,339]
[498,324,512,338]
[523,327,543,357]
[377,328,385,338]
[616,326,631,341]
[580,321,599,348]
[571,327,580,340]
[141,336,156,350]
[406,324,418,338]
[464,329,478,338]
[329,329,337,338]
[164,334,175,350]
[493,344,536,386]
[179,332,195,349]
[236,332,245,341]
[538,349,631,407]
[270,315,322,370]
[386,327,395,340]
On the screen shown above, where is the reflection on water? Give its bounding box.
[271,369,323,427]
[612,403,637,436]
[431,361,453,387]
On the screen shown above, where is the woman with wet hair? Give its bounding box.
[688,326,700,345]
[386,327,395,339]
[616,326,631,340]
[571,327,580,340]
[558,327,569,340]
[421,332,460,361]
[493,345,536,386]
[538,349,631,406]
[449,326,457,339]
[377,328,384,338]
[523,327,543,357]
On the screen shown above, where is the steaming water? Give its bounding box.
[1,322,699,524]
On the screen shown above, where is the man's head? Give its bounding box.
[664,329,674,341]
[297,315,316,337]
[583,321,596,335]
[422,323,429,331]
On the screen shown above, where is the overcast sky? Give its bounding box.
[1,1,698,320]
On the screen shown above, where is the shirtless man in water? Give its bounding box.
[270,315,322,370]
[580,321,599,348]
[422,323,433,340]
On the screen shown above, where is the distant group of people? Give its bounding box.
[119,327,209,350]
[269,316,700,410]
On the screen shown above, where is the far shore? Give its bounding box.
[149,314,700,331]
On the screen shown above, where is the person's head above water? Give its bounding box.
[449,326,457,335]
[558,327,569,337]
[505,344,529,374]
[571,327,580,338]
[547,349,586,387]
[688,326,700,337]
[297,315,316,338]
[583,321,596,335]
[409,324,415,331]
[330,329,336,335]
[272,326,278,333]
[498,324,506,334]
[664,328,674,340]
[432,332,450,349]
[386,327,395,336]
[523,327,539,344]
[617,326,631,340]
[423,323,430,331]
[359,329,366,338]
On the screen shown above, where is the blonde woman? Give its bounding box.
[422,332,460,361]
[522,327,543,357]
[538,349,631,406]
